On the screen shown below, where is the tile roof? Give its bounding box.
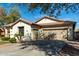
[35,16,64,23]
[4,16,76,28]
[4,18,33,27]
[35,16,76,27]
[4,18,42,29]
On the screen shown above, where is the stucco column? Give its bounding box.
[38,29,44,40]
[4,27,10,37]
[67,27,73,40]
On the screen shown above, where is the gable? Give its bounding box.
[12,20,31,27]
[4,18,33,27]
[12,20,42,29]
[36,18,63,24]
[35,16,75,28]
[13,21,30,27]
[4,18,42,29]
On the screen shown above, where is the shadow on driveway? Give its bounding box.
[20,40,66,56]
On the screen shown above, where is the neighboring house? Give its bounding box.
[0,28,4,37]
[3,16,76,41]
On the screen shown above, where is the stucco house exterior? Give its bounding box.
[3,16,76,41]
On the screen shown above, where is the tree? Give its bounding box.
[14,3,79,17]
[0,7,6,17]
[0,7,7,27]
[9,7,21,22]
[0,6,21,27]
[1,3,79,26]
[28,3,79,17]
[4,16,14,24]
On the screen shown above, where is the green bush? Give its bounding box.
[1,37,10,41]
[9,38,16,43]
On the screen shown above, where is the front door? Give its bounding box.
[18,27,24,36]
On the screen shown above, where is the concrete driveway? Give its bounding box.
[0,40,66,56]
[0,43,45,56]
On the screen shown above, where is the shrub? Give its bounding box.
[1,37,10,41]
[9,38,16,43]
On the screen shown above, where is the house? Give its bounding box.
[3,16,76,41]
[0,28,4,37]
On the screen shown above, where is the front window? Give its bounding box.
[18,26,24,36]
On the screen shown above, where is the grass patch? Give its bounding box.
[0,37,17,45]
[1,37,10,41]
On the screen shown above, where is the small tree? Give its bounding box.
[15,33,23,42]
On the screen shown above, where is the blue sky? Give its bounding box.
[0,3,79,29]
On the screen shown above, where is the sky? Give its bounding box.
[0,3,79,29]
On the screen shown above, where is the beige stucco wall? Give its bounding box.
[36,18,74,40]
[8,21,34,41]
[36,18,58,24]
[5,28,8,37]
[5,27,10,37]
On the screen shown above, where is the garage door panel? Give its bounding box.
[43,29,67,40]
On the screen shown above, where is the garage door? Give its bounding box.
[43,29,67,40]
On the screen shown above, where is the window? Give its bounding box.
[18,27,24,36]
